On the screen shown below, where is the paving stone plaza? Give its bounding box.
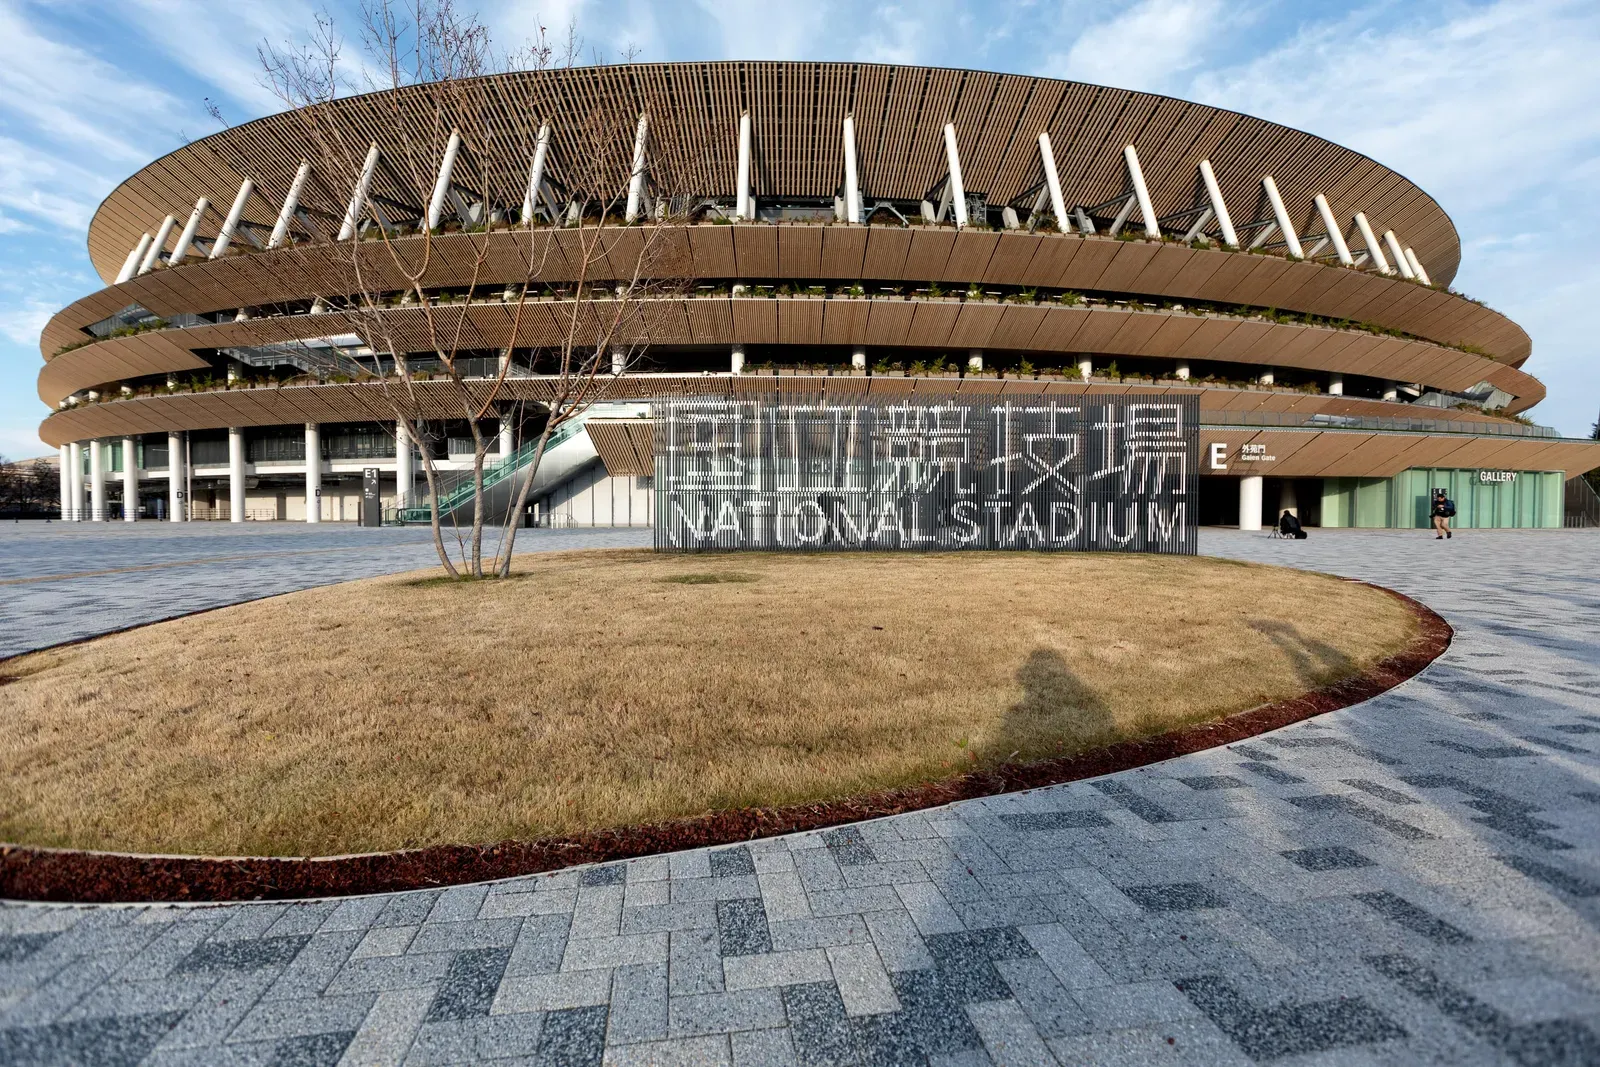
[1,526,1597,1066]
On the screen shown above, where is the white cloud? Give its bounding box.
[1052,0,1242,91]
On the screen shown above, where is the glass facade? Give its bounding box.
[1322,468,1564,529]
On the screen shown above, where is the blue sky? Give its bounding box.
[2,0,1597,458]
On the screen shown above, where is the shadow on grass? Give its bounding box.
[657,573,759,585]
[992,648,1115,762]
[1248,618,1356,690]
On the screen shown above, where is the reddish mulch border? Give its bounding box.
[1,582,1449,905]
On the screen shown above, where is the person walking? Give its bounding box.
[1430,489,1454,539]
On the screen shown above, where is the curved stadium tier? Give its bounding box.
[40,61,1600,528]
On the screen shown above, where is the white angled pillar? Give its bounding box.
[1123,144,1160,238]
[139,215,177,274]
[210,179,254,259]
[169,198,209,262]
[1382,382,1399,402]
[1198,160,1238,247]
[1261,176,1303,258]
[57,445,70,521]
[522,123,553,224]
[736,112,753,220]
[1404,248,1431,285]
[943,123,968,228]
[731,345,745,375]
[268,161,312,248]
[89,440,106,521]
[1259,369,1276,385]
[228,427,245,522]
[118,235,153,284]
[426,129,463,231]
[843,115,861,224]
[1078,357,1093,380]
[1313,195,1353,265]
[1329,374,1344,396]
[338,143,382,240]
[1239,475,1263,531]
[968,349,983,373]
[625,113,650,223]
[852,346,867,370]
[1353,213,1392,273]
[305,423,321,523]
[396,422,413,501]
[1038,133,1067,230]
[1175,362,1190,380]
[122,435,139,520]
[498,417,514,458]
[1384,231,1415,278]
[168,430,184,522]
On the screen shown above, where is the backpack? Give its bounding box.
[1442,498,1456,518]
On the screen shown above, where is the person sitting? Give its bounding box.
[1278,510,1307,539]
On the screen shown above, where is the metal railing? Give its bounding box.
[1201,409,1557,439]
[1566,476,1600,528]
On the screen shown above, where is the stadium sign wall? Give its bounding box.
[653,395,1198,554]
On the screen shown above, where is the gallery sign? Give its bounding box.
[653,395,1198,554]
[1477,470,1518,484]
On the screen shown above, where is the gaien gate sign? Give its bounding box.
[653,395,1198,554]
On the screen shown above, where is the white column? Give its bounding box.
[210,179,254,259]
[1329,374,1344,396]
[731,345,745,374]
[943,123,969,227]
[68,442,85,521]
[1261,176,1303,258]
[117,235,153,284]
[338,143,382,240]
[852,346,867,370]
[114,240,145,285]
[138,215,177,274]
[1259,369,1275,385]
[1384,231,1415,278]
[228,427,245,523]
[58,445,70,521]
[1279,479,1298,519]
[89,440,106,521]
[1198,160,1239,247]
[735,112,753,220]
[843,115,861,224]
[1078,357,1093,380]
[1353,213,1392,273]
[1313,195,1353,265]
[169,197,209,262]
[305,423,321,523]
[1404,247,1431,286]
[1382,383,1399,402]
[1038,133,1067,230]
[122,436,139,521]
[498,417,514,458]
[625,113,650,223]
[1239,475,1263,531]
[268,161,312,248]
[522,124,553,224]
[168,430,184,522]
[396,422,413,501]
[1175,362,1190,380]
[611,346,627,375]
[968,349,983,373]
[426,129,463,231]
[1123,144,1160,238]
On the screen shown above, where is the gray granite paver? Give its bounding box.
[3,528,1600,1065]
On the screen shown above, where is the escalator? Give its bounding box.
[394,403,646,525]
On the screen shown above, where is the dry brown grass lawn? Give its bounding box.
[0,549,1415,857]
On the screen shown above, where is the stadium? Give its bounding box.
[37,61,1600,530]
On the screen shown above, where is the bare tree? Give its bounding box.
[258,0,682,577]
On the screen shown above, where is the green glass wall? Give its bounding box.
[1322,469,1563,528]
